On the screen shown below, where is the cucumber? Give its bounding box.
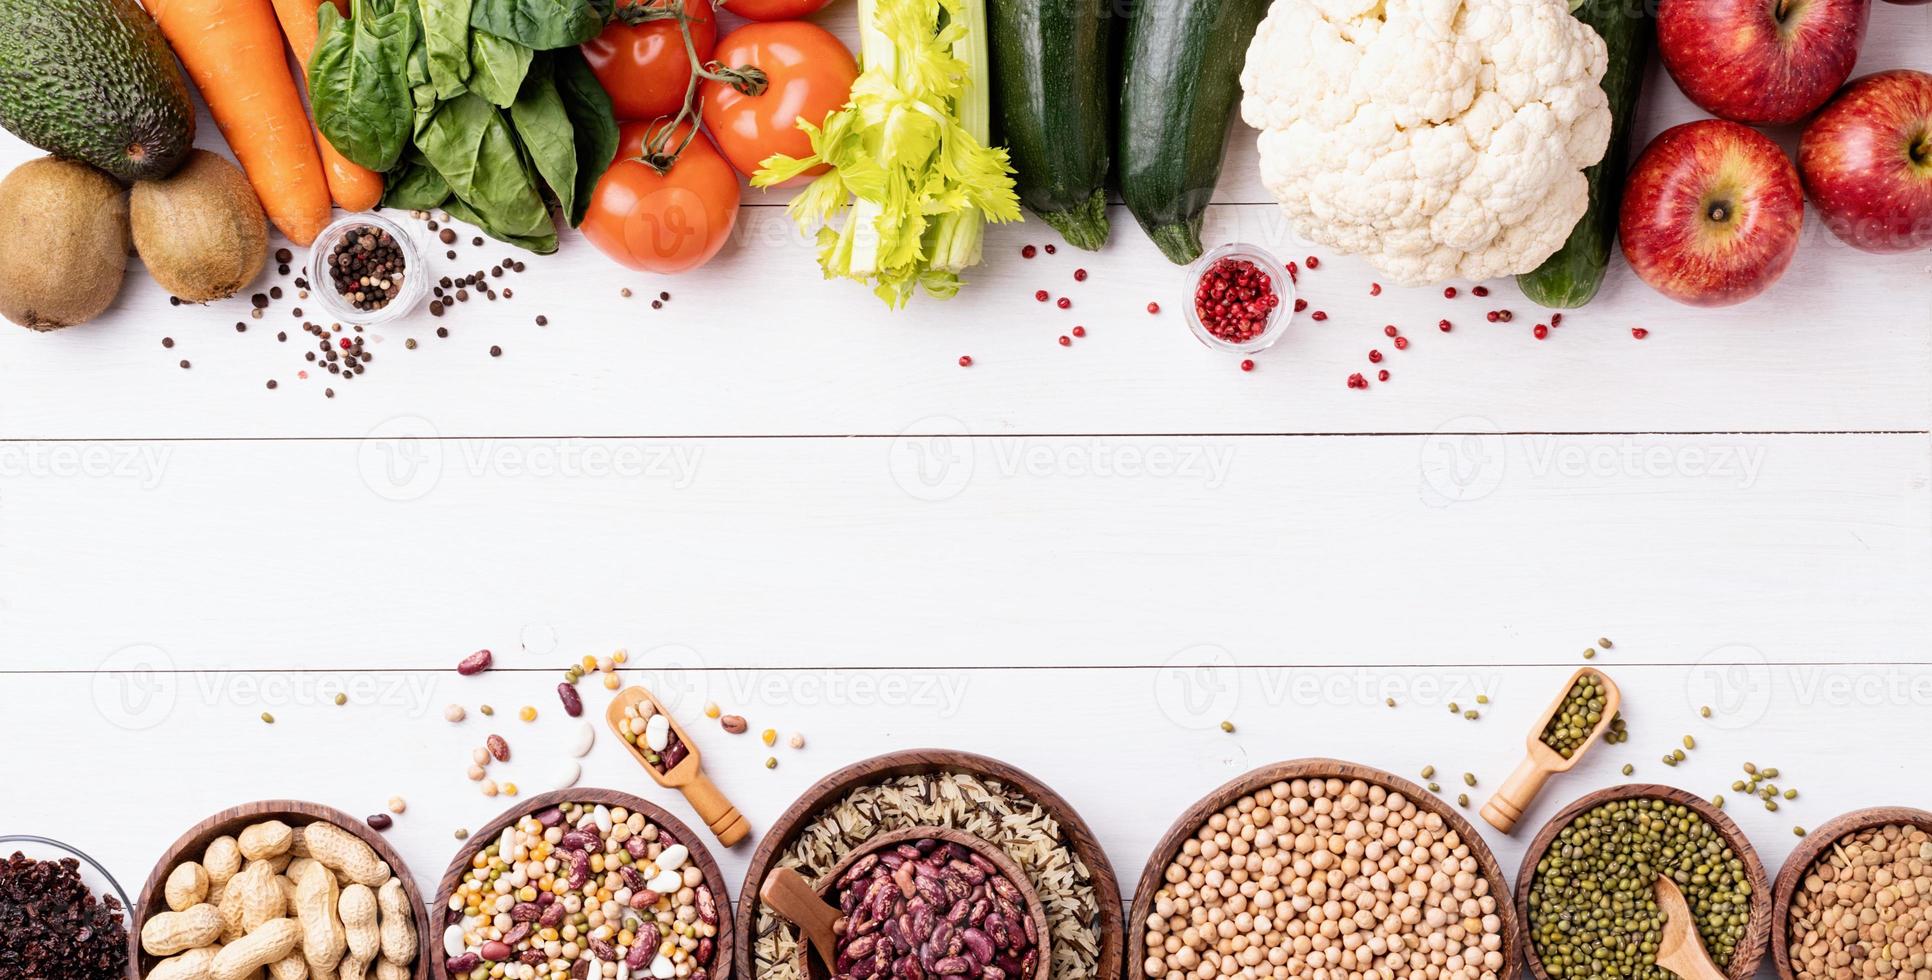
[988,0,1111,251]
[1117,0,1270,265]
[1517,0,1652,308]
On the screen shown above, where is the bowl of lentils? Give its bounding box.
[1131,758,1520,980]
[434,789,731,980]
[309,212,426,325]
[1518,784,1772,980]
[1772,806,1932,980]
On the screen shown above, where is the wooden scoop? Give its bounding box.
[606,686,750,847]
[1654,875,1729,980]
[1480,666,1622,834]
[760,826,1052,980]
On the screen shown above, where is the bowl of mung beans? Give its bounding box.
[1517,784,1772,980]
[1772,806,1932,980]
[433,789,731,980]
[1131,757,1521,980]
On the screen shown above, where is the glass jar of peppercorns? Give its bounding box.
[308,213,426,326]
[1183,242,1295,354]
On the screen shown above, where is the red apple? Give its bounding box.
[1800,70,1932,253]
[1658,0,1870,125]
[1620,120,1804,307]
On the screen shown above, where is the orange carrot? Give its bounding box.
[148,0,334,244]
[269,0,383,212]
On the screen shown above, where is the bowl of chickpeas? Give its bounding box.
[1131,758,1520,980]
[434,789,731,980]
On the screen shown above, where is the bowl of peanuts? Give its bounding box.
[132,800,432,980]
[432,788,731,980]
[1130,758,1521,980]
[1772,806,1932,980]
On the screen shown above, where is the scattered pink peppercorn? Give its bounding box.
[1044,243,1056,254]
[1438,319,1452,332]
[1368,349,1384,363]
[1383,325,1398,337]
[1034,290,1049,302]
[1472,285,1489,297]
[1377,369,1390,382]
[1486,311,1500,323]
[1311,310,1327,321]
[1632,327,1649,339]
[1293,298,1307,312]
[1369,282,1382,296]
[1073,268,1088,282]
[1285,261,1299,281]
[1057,335,1071,347]
[1071,325,1086,337]
[1346,372,1367,389]
[1393,336,1409,350]
[1550,313,1563,327]
[1021,245,1036,258]
[1240,359,1255,372]
[1305,256,1320,269]
[1056,297,1070,309]
[1533,324,1549,340]
[1497,309,1513,322]
[958,355,972,367]
[1443,287,1457,299]
[1147,301,1161,314]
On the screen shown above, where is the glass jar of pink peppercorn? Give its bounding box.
[1184,243,1294,353]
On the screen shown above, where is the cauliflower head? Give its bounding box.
[1240,0,1611,285]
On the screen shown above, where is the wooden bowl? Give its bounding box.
[131,799,434,979]
[780,826,1052,980]
[734,749,1124,980]
[1128,758,1521,980]
[1515,783,1772,980]
[430,788,733,980]
[1770,806,1932,980]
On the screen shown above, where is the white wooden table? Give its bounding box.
[2,6,1930,978]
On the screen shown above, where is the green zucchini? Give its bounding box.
[1517,0,1652,308]
[1117,0,1270,265]
[988,0,1111,251]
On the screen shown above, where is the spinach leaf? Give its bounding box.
[444,197,559,254]
[468,29,533,107]
[310,0,418,173]
[468,0,604,51]
[508,59,579,222]
[549,48,618,227]
[416,93,555,242]
[382,150,452,210]
[416,0,471,99]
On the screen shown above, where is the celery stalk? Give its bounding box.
[751,0,1019,307]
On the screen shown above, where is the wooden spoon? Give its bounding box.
[761,826,1052,980]
[1480,666,1622,834]
[1654,875,1730,980]
[606,686,750,847]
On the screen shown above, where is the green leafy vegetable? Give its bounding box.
[468,0,606,51]
[417,92,556,245]
[754,0,1019,306]
[550,49,618,226]
[417,0,472,99]
[310,0,417,172]
[382,150,452,210]
[443,198,558,253]
[468,28,533,106]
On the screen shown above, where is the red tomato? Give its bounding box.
[582,122,741,274]
[700,22,857,180]
[582,0,717,122]
[720,0,833,19]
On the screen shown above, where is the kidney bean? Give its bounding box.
[696,936,713,965]
[457,649,493,674]
[557,683,583,716]
[539,902,566,927]
[501,922,532,947]
[534,807,565,827]
[627,927,655,969]
[479,941,511,962]
[445,952,481,974]
[696,885,718,925]
[588,937,619,961]
[486,734,510,762]
[519,949,546,965]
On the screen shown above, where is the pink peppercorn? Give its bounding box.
[1393,336,1408,350]
[1034,290,1048,302]
[1443,287,1457,299]
[1192,256,1280,344]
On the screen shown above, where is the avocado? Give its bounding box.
[0,0,197,182]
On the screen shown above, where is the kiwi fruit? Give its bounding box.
[0,156,130,330]
[131,149,267,302]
